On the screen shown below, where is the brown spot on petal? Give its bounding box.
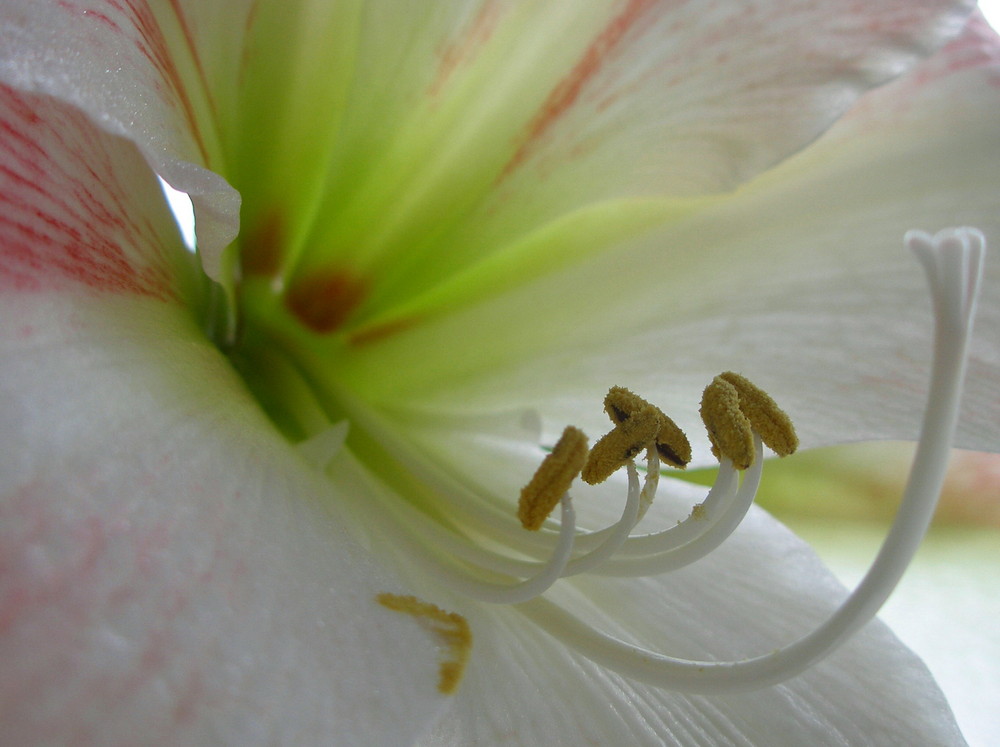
[348,316,419,347]
[240,210,284,277]
[285,269,367,334]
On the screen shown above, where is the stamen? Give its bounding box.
[519,426,588,531]
[700,376,754,469]
[520,227,986,693]
[700,373,797,468]
[583,404,661,485]
[605,387,692,467]
[717,372,798,458]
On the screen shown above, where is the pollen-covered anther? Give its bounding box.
[518,426,588,531]
[700,376,754,469]
[700,373,798,469]
[583,404,662,485]
[604,386,692,468]
[718,372,798,457]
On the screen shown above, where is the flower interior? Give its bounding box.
[210,119,985,696]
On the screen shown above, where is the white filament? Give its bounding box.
[595,438,763,576]
[372,492,579,604]
[560,461,643,576]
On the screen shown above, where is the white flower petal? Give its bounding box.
[331,0,975,325]
[1,301,451,745]
[0,87,447,744]
[340,18,1000,461]
[492,0,974,195]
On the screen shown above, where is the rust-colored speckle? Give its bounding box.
[285,269,367,334]
[240,210,284,277]
[347,316,418,347]
[501,0,655,178]
[428,0,504,99]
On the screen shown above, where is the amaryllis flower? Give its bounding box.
[2,1,999,744]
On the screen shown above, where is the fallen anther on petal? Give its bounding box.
[376,593,472,695]
[583,404,661,485]
[718,372,798,457]
[604,386,691,468]
[700,376,754,469]
[518,426,588,530]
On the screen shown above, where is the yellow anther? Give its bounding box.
[604,386,692,468]
[604,386,650,425]
[376,593,472,695]
[583,404,662,485]
[700,376,755,469]
[718,372,798,458]
[518,426,588,531]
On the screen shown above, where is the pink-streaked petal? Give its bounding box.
[339,17,1000,463]
[0,298,449,745]
[0,0,239,277]
[827,10,1000,143]
[0,88,447,744]
[0,84,192,300]
[495,0,974,195]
